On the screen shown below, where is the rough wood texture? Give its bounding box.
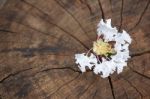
[0,0,150,99]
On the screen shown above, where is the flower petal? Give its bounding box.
[97,19,118,41]
[75,53,97,72]
[75,19,132,78]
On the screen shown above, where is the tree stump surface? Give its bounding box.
[0,0,150,99]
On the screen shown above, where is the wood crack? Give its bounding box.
[0,68,33,83]
[119,0,124,31]
[0,66,81,84]
[0,21,75,47]
[54,0,92,41]
[1,0,150,99]
[97,0,105,20]
[121,75,143,99]
[21,0,89,50]
[0,28,80,57]
[129,63,150,80]
[130,49,150,58]
[108,76,116,99]
[130,68,150,80]
[0,29,16,34]
[39,67,81,74]
[84,0,93,15]
[129,0,150,32]
[2,19,88,53]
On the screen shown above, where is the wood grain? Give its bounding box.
[0,0,150,99]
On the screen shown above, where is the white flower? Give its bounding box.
[75,53,97,72]
[94,58,116,78]
[75,19,132,78]
[97,19,118,41]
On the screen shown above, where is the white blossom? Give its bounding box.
[97,19,118,41]
[75,53,97,72]
[75,19,132,78]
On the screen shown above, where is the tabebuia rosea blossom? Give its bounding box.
[75,19,132,78]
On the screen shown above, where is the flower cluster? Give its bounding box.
[75,19,132,78]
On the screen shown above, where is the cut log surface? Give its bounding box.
[0,0,150,99]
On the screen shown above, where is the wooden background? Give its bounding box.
[0,0,150,99]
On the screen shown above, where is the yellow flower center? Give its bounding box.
[93,39,115,56]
